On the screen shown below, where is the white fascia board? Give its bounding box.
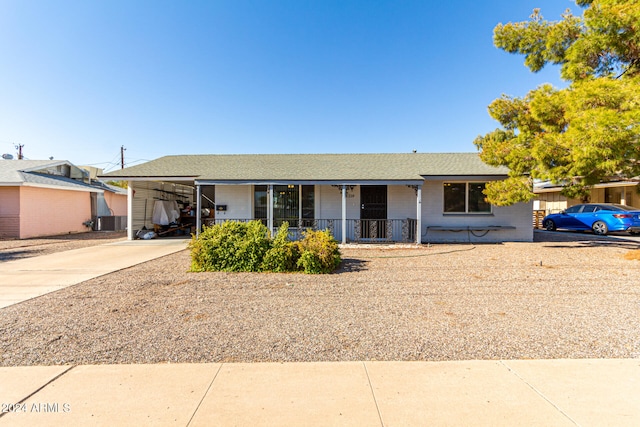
[195,179,425,186]
[421,175,508,181]
[100,176,197,182]
[21,182,103,193]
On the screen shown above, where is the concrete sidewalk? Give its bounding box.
[0,359,638,426]
[0,239,188,308]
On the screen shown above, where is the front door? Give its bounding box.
[360,185,387,239]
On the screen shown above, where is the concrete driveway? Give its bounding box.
[0,239,188,308]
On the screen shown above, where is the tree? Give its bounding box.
[474,0,640,205]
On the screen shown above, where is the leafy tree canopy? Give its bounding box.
[475,0,640,204]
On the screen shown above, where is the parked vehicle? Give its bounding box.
[543,203,640,235]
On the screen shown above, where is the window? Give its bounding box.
[254,185,314,226]
[254,186,268,223]
[443,182,491,213]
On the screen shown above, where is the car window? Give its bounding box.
[582,205,596,213]
[612,204,634,211]
[593,206,601,212]
[598,205,618,211]
[565,205,582,214]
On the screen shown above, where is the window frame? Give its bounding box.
[254,184,315,226]
[443,181,492,214]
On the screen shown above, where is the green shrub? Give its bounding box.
[260,222,300,272]
[189,220,270,272]
[296,229,342,274]
[189,221,341,274]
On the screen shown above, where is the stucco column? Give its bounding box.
[268,184,274,235]
[196,184,202,237]
[127,181,134,240]
[341,185,347,244]
[416,184,422,244]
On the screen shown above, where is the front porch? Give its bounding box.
[194,182,423,244]
[207,218,418,243]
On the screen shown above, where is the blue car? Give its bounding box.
[543,203,640,235]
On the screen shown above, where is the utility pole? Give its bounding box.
[15,144,24,159]
[121,145,126,169]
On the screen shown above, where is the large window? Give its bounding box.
[443,182,491,213]
[254,185,315,226]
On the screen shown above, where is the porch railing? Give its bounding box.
[208,218,417,243]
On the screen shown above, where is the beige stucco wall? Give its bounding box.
[104,191,128,216]
[0,187,21,238]
[19,186,92,239]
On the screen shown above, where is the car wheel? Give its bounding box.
[592,221,608,235]
[544,219,556,231]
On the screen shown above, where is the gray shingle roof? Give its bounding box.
[0,159,123,193]
[102,153,508,182]
[0,160,70,183]
[21,172,102,191]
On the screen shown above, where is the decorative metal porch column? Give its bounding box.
[341,185,347,244]
[196,183,202,237]
[127,181,134,240]
[416,185,422,244]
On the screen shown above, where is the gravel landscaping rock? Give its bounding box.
[1,233,639,366]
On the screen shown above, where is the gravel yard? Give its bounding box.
[0,232,127,261]
[1,231,640,366]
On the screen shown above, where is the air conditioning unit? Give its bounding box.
[93,216,127,231]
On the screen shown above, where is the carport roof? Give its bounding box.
[101,153,509,182]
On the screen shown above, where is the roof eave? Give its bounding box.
[195,179,426,186]
[421,174,509,181]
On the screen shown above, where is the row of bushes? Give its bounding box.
[189,220,341,274]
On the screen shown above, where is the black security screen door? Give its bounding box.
[360,185,387,239]
[361,185,387,219]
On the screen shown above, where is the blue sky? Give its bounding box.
[0,0,579,172]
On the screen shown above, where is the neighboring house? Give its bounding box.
[102,153,533,243]
[534,180,640,214]
[0,159,128,239]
